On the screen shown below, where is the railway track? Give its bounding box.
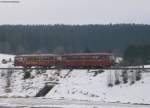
[0,67,148,70]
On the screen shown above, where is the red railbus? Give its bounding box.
[61,53,115,68]
[14,52,115,69]
[14,54,57,68]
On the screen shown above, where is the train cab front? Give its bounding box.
[14,55,24,67]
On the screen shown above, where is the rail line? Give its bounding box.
[0,0,20,3]
[0,67,149,70]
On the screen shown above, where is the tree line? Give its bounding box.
[0,24,150,57]
[124,44,150,65]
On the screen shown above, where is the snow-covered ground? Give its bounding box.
[0,98,149,108]
[0,53,150,105]
[46,69,150,104]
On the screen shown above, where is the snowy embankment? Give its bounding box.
[0,54,14,96]
[0,54,59,97]
[46,69,150,104]
[0,54,150,104]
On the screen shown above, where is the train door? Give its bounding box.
[56,55,63,68]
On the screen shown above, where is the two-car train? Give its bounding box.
[14,52,115,69]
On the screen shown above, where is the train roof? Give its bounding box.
[15,52,113,57]
[15,54,57,57]
[62,52,113,56]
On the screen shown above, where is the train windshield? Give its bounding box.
[109,55,115,61]
[15,56,23,61]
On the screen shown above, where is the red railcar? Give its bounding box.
[14,54,57,68]
[61,53,115,68]
[14,52,115,68]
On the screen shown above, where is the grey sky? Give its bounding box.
[0,0,150,24]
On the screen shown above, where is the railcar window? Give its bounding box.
[109,55,114,61]
[42,56,48,60]
[15,56,23,61]
[64,55,104,60]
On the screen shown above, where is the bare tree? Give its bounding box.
[122,69,128,83]
[5,65,14,93]
[115,70,120,85]
[129,69,136,85]
[107,70,113,87]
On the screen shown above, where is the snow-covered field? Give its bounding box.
[0,53,150,105]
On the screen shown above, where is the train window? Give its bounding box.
[85,56,90,60]
[57,56,62,60]
[65,56,78,60]
[109,55,115,61]
[49,56,55,60]
[15,56,23,61]
[43,56,48,60]
[93,56,98,59]
[32,56,36,60]
[96,55,106,60]
[62,56,66,60]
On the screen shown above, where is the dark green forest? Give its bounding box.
[0,24,150,56]
[124,44,150,65]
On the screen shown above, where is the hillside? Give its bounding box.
[0,24,150,54]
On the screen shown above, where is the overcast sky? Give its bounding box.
[0,0,150,25]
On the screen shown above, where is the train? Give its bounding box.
[14,52,115,69]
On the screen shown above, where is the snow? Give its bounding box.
[0,54,59,97]
[45,69,150,104]
[0,53,150,105]
[0,98,149,108]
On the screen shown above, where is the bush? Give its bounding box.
[115,80,120,85]
[23,71,31,79]
[122,70,128,83]
[108,83,113,87]
[1,59,7,64]
[136,70,142,81]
